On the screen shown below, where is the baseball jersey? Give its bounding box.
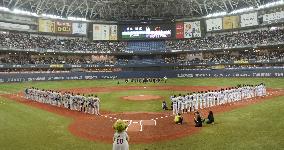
[113,131,129,150]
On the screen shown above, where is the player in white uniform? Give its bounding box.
[94,95,100,115]
[223,89,228,104]
[181,95,187,113]
[176,94,183,114]
[194,92,199,110]
[185,93,191,112]
[214,90,219,106]
[255,84,261,97]
[193,92,198,110]
[207,91,213,107]
[203,91,208,108]
[261,83,266,96]
[171,95,178,115]
[199,92,203,109]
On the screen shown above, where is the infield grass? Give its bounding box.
[0,78,284,150]
[97,90,188,112]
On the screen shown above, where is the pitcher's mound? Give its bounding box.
[122,95,162,101]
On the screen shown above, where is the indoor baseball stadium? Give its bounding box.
[0,0,283,149]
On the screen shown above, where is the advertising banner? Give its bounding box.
[192,21,201,37]
[101,24,110,40]
[0,21,30,30]
[223,16,240,29]
[0,69,283,83]
[55,21,72,34]
[93,24,102,40]
[38,19,55,33]
[109,25,118,40]
[72,22,87,34]
[206,18,222,31]
[240,12,258,27]
[263,11,284,24]
[175,22,184,39]
[0,13,36,24]
[184,22,193,38]
[184,21,201,38]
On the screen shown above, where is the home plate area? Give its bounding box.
[124,120,157,132]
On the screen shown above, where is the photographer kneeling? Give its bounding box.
[194,111,203,127]
[206,111,214,124]
[174,113,183,125]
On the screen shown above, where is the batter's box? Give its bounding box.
[124,120,157,132]
[142,120,156,126]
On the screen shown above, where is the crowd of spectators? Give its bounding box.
[125,41,166,52]
[0,53,116,65]
[166,29,284,50]
[164,50,284,64]
[0,50,283,66]
[0,32,126,52]
[1,28,284,52]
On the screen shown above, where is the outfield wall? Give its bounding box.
[0,68,283,82]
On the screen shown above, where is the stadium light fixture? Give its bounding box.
[12,8,38,17]
[229,6,254,14]
[0,6,9,12]
[258,0,284,9]
[270,26,280,30]
[67,16,87,21]
[41,13,64,19]
[206,11,227,18]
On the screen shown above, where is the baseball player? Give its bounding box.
[261,83,266,96]
[94,95,100,115]
[185,93,191,112]
[181,95,187,113]
[176,94,183,113]
[193,92,198,110]
[171,95,178,115]
[203,91,208,108]
[199,92,203,109]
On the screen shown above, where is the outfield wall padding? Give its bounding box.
[0,68,283,82]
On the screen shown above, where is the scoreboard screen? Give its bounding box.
[120,24,173,40]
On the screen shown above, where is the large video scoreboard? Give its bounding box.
[119,23,174,40]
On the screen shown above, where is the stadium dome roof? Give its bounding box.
[0,0,280,21]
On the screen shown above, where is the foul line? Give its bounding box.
[125,120,132,132]
[153,120,157,126]
[139,120,143,131]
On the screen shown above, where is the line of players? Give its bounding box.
[24,87,101,115]
[170,84,267,115]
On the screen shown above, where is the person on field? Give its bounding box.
[162,100,168,110]
[113,120,129,150]
[194,111,203,127]
[94,95,100,115]
[174,113,183,124]
[206,111,215,124]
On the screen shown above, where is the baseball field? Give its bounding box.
[0,78,284,150]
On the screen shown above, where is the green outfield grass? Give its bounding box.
[0,78,284,150]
